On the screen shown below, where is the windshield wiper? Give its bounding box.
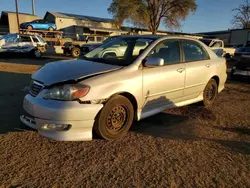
[81,56,124,66]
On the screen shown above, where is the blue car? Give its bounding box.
[20,19,57,31]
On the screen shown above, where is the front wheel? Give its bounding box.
[94,95,134,140]
[203,79,218,107]
[71,47,81,58]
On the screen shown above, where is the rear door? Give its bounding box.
[181,39,212,99]
[142,39,185,111]
[31,36,39,46]
[37,20,47,30]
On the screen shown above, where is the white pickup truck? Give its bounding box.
[199,38,236,58]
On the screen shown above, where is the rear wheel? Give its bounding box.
[26,25,33,31]
[224,53,231,60]
[71,47,81,58]
[203,79,218,107]
[94,95,134,140]
[48,27,54,31]
[32,49,42,58]
[231,70,235,80]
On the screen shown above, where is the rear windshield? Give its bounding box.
[36,35,46,43]
[199,39,211,46]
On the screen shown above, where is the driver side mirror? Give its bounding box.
[144,57,164,67]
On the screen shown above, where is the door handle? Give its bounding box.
[177,68,185,73]
[205,64,211,68]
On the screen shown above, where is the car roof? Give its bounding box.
[17,33,40,37]
[117,35,202,42]
[118,35,162,40]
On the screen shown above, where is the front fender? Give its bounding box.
[79,67,143,109]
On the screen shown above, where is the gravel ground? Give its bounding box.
[0,57,250,187]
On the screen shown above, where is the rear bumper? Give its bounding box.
[218,73,227,93]
[20,94,103,141]
[231,69,250,80]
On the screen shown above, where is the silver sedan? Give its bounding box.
[20,35,227,141]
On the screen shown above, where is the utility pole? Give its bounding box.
[32,0,35,15]
[15,0,20,34]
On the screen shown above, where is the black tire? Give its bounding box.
[94,95,134,140]
[231,70,235,80]
[26,25,33,31]
[31,49,42,58]
[203,79,218,107]
[48,27,54,31]
[71,47,81,58]
[224,53,231,60]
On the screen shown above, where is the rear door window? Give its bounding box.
[20,36,32,42]
[32,36,39,43]
[182,40,210,62]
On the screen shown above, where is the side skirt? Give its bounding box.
[137,93,204,121]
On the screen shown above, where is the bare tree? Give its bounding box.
[232,0,250,29]
[108,0,197,34]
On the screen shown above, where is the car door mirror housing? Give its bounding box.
[145,57,164,67]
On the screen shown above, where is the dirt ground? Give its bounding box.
[0,57,250,187]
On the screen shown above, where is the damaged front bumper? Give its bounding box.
[20,94,103,141]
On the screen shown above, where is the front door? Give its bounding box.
[142,39,185,112]
[37,20,47,30]
[0,34,18,53]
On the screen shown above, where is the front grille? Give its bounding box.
[29,81,44,96]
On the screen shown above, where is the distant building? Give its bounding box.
[229,28,250,45]
[44,11,127,38]
[122,26,203,39]
[0,10,205,41]
[0,11,40,34]
[198,29,250,46]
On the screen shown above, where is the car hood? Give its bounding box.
[32,59,122,86]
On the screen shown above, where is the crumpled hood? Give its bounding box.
[32,59,121,86]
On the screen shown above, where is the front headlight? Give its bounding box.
[44,84,89,101]
[232,66,236,70]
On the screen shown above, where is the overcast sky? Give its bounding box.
[0,0,246,33]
